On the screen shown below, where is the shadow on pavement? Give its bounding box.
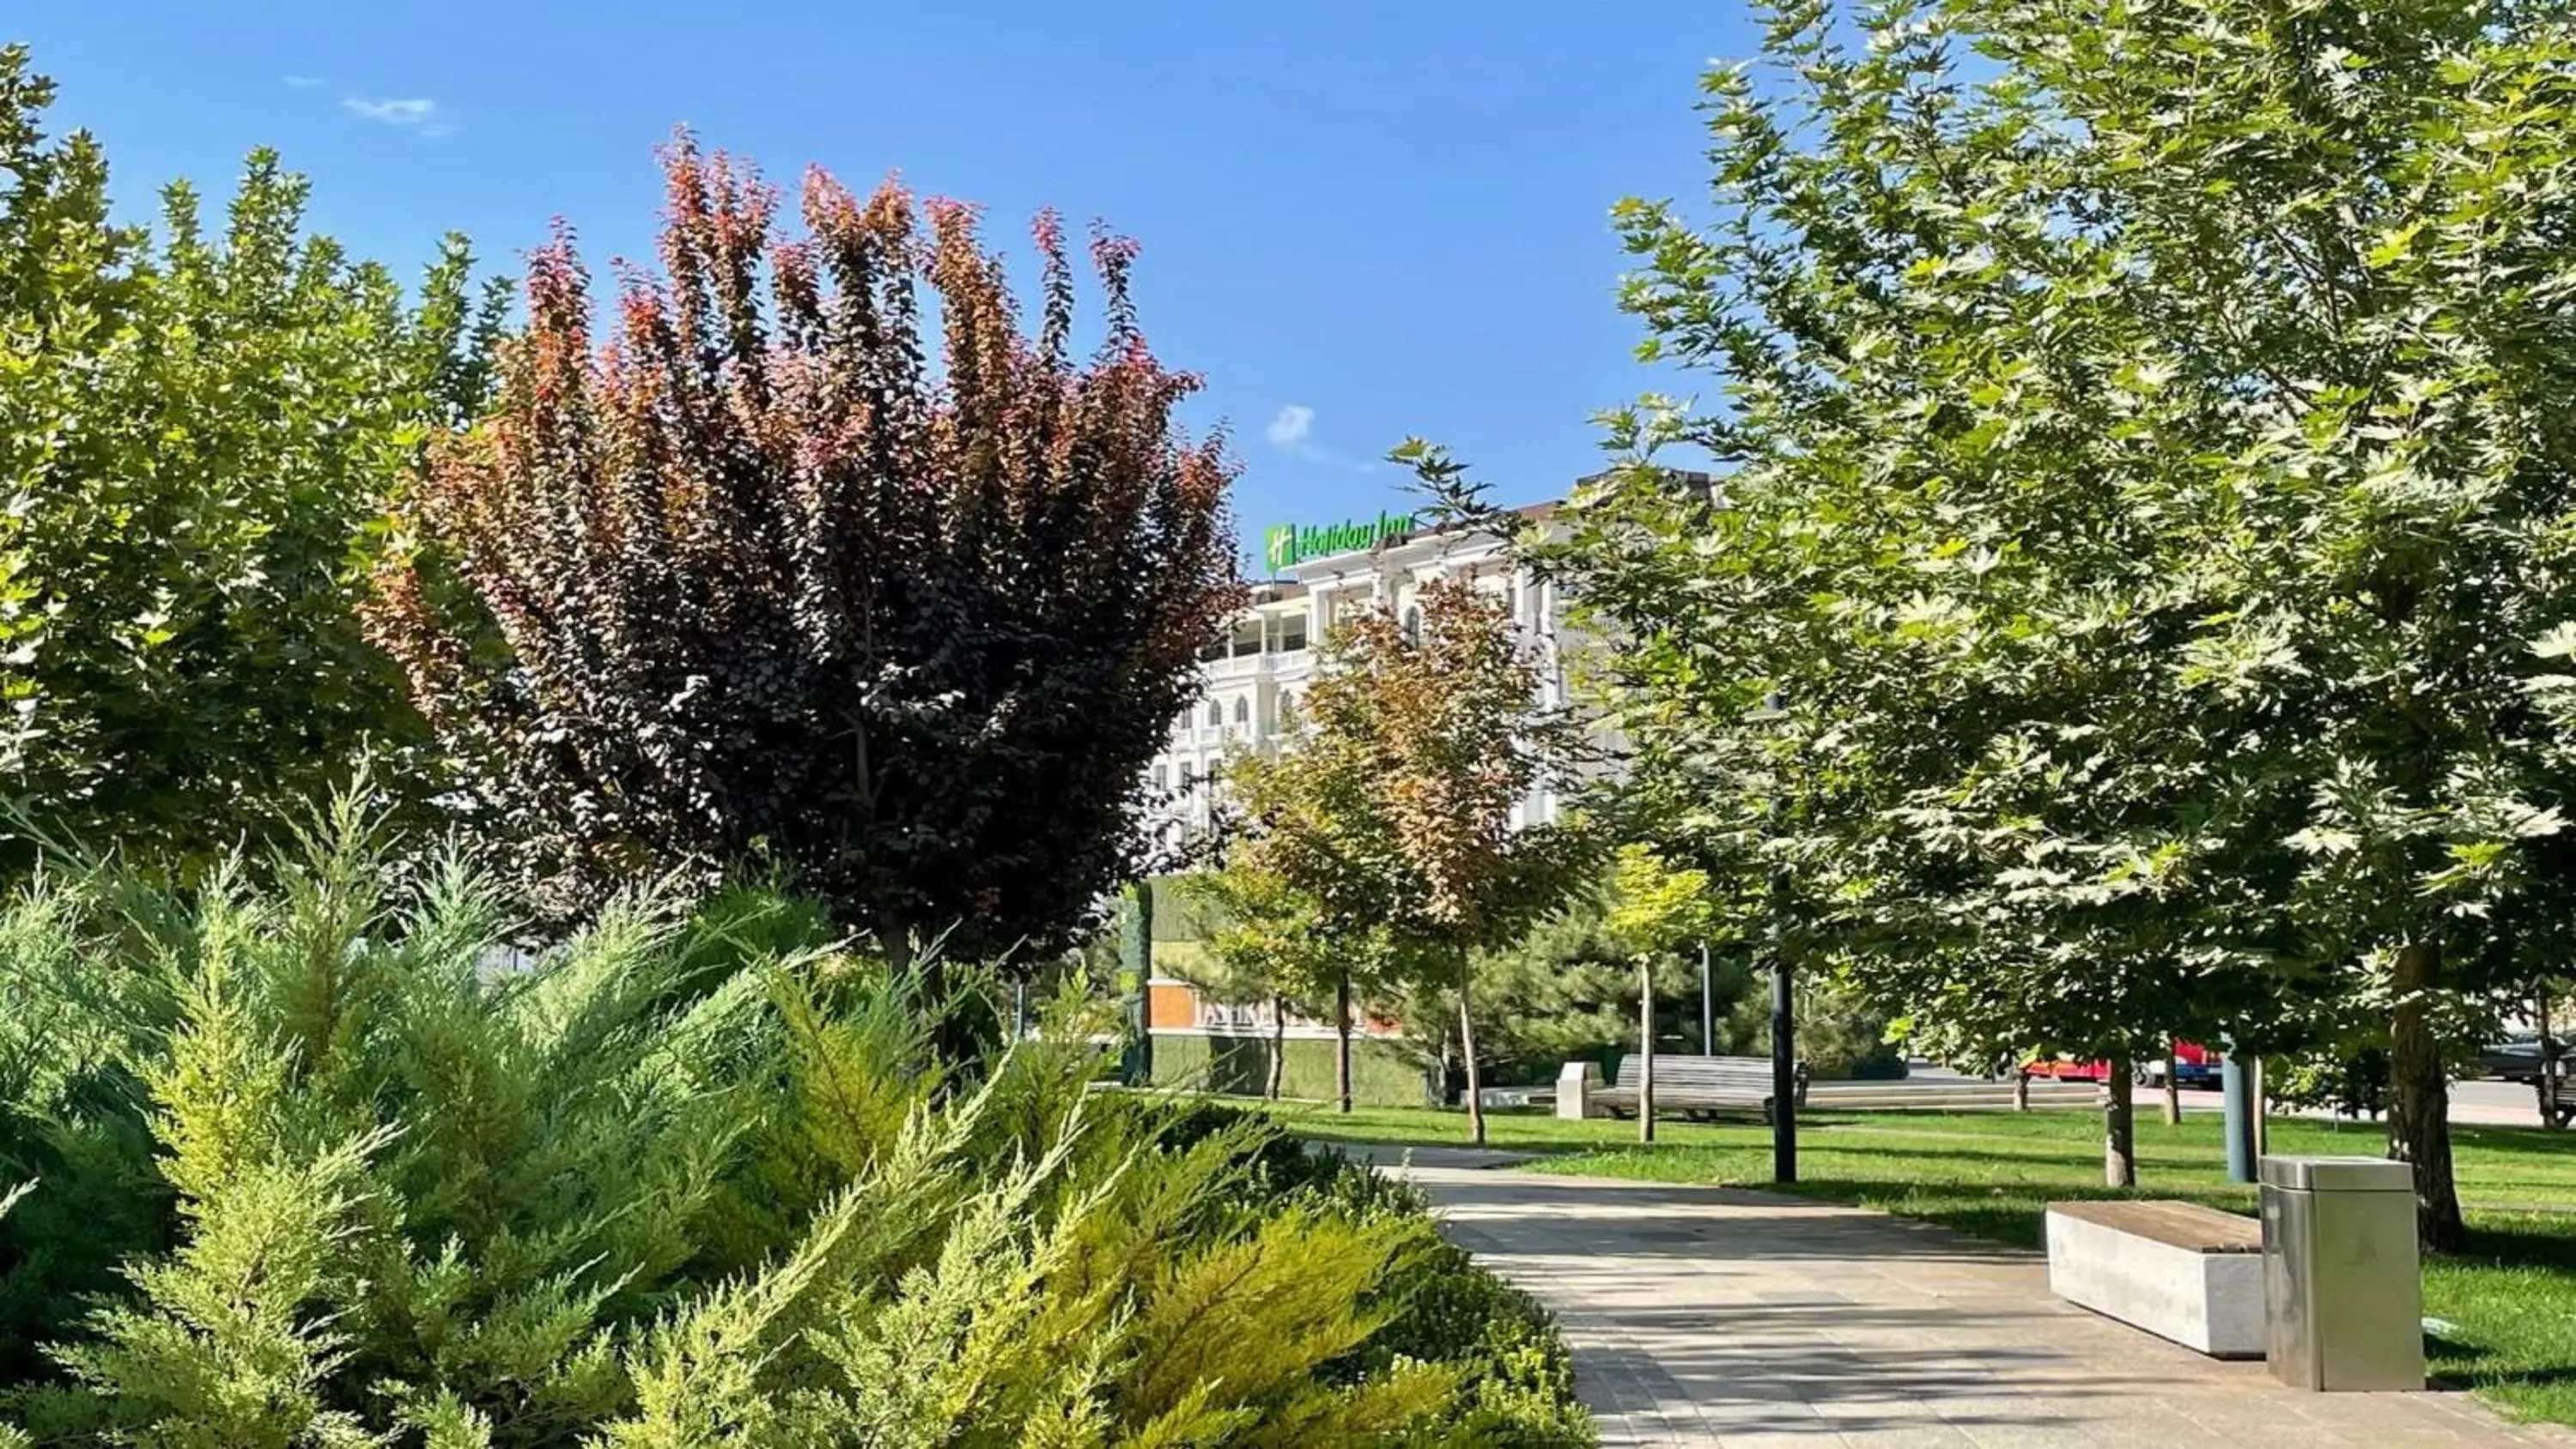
[1558,1296,2187,1435]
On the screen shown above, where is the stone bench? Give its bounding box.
[2045,1199,2263,1358]
[1593,1054,1809,1123]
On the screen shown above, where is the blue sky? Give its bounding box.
[15,1,1755,566]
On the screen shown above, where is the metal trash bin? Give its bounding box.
[2259,1155,2423,1391]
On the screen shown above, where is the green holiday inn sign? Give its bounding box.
[1262,511,1419,573]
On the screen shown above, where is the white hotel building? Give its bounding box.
[1135,478,1707,1094]
[1146,494,1595,846]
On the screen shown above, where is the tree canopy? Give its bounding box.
[0,44,503,875]
[1227,579,1594,1140]
[1528,0,2576,1235]
[371,135,1242,965]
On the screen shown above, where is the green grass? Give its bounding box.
[1264,1100,2576,1428]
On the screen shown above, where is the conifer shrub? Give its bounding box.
[1151,1106,1586,1446]
[0,801,1592,1446]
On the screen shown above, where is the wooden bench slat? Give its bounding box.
[2046,1199,2260,1253]
[1595,1055,1807,1119]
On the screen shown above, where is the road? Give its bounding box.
[2173,1077,2548,1128]
[1911,1063,2557,1127]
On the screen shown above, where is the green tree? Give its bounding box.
[1230,580,1593,1144]
[1177,863,1333,1101]
[1721,967,1904,1082]
[0,45,503,876]
[1601,843,1715,1139]
[1509,0,2576,1233]
[1469,888,1749,1081]
[369,136,1242,988]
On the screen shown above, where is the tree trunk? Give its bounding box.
[2014,1069,2030,1113]
[2537,987,2563,1131]
[2163,1037,2183,1125]
[1334,968,1354,1115]
[2389,942,2467,1252]
[2105,1055,2136,1188]
[1267,993,1287,1100]
[1459,961,1486,1147]
[1638,958,1657,1144]
[880,922,934,1014]
[2251,1056,2270,1154]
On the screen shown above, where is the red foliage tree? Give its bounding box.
[370,135,1240,970]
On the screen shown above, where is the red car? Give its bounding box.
[2025,1042,2222,1088]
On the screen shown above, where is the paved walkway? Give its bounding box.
[1389,1161,2571,1448]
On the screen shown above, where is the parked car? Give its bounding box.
[2138,1044,2225,1089]
[2471,1033,2563,1084]
[2022,1042,2222,1088]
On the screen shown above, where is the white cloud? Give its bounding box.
[343,97,438,125]
[281,75,328,88]
[1262,403,1381,471]
[1266,404,1314,447]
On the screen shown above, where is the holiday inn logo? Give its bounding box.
[1262,511,1419,573]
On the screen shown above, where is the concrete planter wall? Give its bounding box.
[1148,1031,1433,1106]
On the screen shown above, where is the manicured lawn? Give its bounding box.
[1266,1100,2576,1428]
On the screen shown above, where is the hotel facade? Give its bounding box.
[1136,477,1710,1100]
[1145,497,1578,846]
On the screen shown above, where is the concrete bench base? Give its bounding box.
[2046,1203,2263,1358]
[1556,1060,1602,1119]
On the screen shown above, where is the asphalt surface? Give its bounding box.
[1907,1064,2557,1127]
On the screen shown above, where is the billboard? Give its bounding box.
[1262,510,1419,573]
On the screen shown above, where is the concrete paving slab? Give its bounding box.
[1393,1164,2573,1448]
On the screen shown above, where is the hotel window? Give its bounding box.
[1151,764,1167,791]
[1206,702,1222,728]
[1278,615,1308,652]
[1232,697,1249,727]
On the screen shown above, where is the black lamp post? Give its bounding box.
[1765,691,1797,1184]
[1771,932,1797,1184]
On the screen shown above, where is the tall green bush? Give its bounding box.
[0,45,506,876]
[0,801,1589,1446]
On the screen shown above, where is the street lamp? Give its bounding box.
[1764,690,1796,1185]
[1771,922,1796,1184]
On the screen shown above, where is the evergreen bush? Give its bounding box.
[0,801,1592,1446]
